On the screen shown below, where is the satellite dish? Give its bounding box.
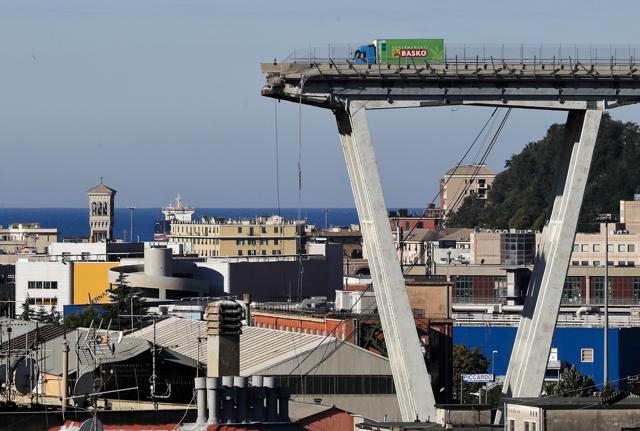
[14,357,37,395]
[73,372,102,407]
[78,418,104,431]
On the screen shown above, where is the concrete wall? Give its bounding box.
[453,326,640,390]
[406,283,451,319]
[73,261,118,304]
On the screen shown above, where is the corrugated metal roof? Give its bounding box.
[127,316,335,375]
[0,323,65,354]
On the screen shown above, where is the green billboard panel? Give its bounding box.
[376,39,445,64]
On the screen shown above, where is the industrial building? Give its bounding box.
[454,326,640,389]
[127,316,401,421]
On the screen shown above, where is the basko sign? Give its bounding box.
[462,374,495,383]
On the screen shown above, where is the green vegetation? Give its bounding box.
[107,272,144,331]
[453,344,494,403]
[448,114,640,231]
[545,365,596,397]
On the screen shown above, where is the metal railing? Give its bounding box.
[280,43,640,66]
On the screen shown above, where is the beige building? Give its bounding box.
[88,182,116,242]
[440,164,496,215]
[169,215,303,257]
[0,223,58,254]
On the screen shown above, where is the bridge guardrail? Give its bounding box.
[280,43,640,66]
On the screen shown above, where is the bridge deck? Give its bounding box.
[261,62,640,109]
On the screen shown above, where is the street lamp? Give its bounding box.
[128,206,136,243]
[491,350,499,376]
[596,213,613,388]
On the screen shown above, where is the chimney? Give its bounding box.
[205,300,243,377]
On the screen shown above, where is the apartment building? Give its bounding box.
[439,164,496,215]
[0,223,58,254]
[169,215,303,257]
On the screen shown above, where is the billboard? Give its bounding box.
[376,39,445,64]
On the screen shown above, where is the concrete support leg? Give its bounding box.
[502,108,603,400]
[335,101,436,422]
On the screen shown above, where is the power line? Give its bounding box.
[274,100,281,216]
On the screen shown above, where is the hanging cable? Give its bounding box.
[274,100,281,216]
[402,108,512,276]
[396,107,500,253]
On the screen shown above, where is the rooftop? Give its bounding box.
[127,316,336,375]
[445,164,496,176]
[88,183,116,194]
[504,396,640,409]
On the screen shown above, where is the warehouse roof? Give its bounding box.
[127,316,337,376]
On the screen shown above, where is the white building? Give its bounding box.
[15,259,72,314]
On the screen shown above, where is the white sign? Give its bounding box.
[462,373,494,383]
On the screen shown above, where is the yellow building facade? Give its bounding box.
[73,261,118,304]
[169,215,302,257]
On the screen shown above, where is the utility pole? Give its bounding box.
[597,213,613,388]
[128,206,136,243]
[62,333,69,413]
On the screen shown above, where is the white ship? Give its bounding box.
[154,194,195,241]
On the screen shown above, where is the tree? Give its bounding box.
[64,306,100,329]
[453,344,489,403]
[108,272,143,330]
[34,305,48,323]
[20,301,34,321]
[447,114,640,231]
[545,365,596,397]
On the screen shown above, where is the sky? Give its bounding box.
[1,0,639,208]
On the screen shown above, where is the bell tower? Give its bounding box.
[88,179,116,242]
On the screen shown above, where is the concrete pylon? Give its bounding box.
[502,107,604,400]
[335,101,436,422]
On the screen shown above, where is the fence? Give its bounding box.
[281,43,640,66]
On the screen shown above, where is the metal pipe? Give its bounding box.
[222,376,235,423]
[234,376,248,423]
[252,375,265,422]
[277,386,290,422]
[604,220,609,387]
[264,376,277,422]
[62,334,69,412]
[195,377,207,424]
[206,377,219,424]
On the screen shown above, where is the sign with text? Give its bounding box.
[462,374,494,383]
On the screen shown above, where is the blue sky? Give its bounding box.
[1,0,639,207]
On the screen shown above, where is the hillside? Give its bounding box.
[447,114,640,232]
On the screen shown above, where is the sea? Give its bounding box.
[0,208,364,241]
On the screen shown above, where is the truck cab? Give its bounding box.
[353,44,376,64]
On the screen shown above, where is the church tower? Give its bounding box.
[88,180,116,242]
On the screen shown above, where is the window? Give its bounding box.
[608,244,614,252]
[571,261,579,266]
[274,239,279,245]
[581,348,594,363]
[509,420,515,431]
[261,250,266,256]
[237,250,243,256]
[581,244,588,252]
[455,276,474,304]
[562,277,582,304]
[261,227,266,234]
[581,261,588,266]
[593,261,601,267]
[248,250,256,256]
[628,261,636,267]
[593,244,600,252]
[629,244,636,253]
[573,244,580,252]
[524,422,529,431]
[237,227,242,233]
[619,244,627,252]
